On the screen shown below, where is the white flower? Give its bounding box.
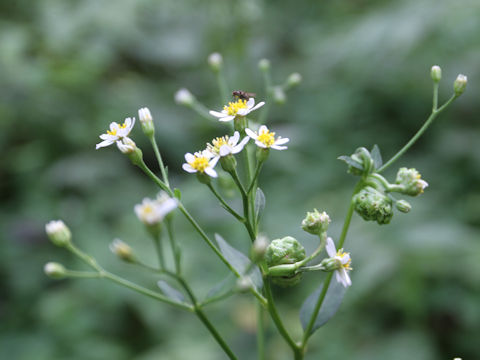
[138,107,153,125]
[325,237,352,288]
[182,150,219,178]
[116,137,137,154]
[245,125,289,150]
[206,131,250,158]
[209,98,265,122]
[175,88,194,106]
[96,117,135,149]
[134,193,178,226]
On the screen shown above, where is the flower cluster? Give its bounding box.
[134,192,178,226]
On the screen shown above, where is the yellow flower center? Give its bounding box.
[143,205,154,214]
[106,122,127,136]
[337,249,352,270]
[257,129,276,147]
[208,136,230,154]
[223,99,247,116]
[190,156,210,173]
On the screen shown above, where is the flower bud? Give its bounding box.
[45,220,71,247]
[44,262,67,279]
[395,199,412,213]
[265,236,306,266]
[430,65,442,82]
[453,74,467,96]
[395,167,428,196]
[301,209,331,235]
[236,276,253,293]
[250,235,269,263]
[219,154,237,173]
[319,257,342,272]
[353,187,393,225]
[256,147,270,163]
[196,171,211,185]
[138,107,155,137]
[258,58,270,72]
[273,86,286,104]
[174,88,195,106]
[286,72,302,88]
[109,239,135,263]
[116,137,137,154]
[208,52,223,72]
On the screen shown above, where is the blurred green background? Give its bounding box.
[1,0,479,359]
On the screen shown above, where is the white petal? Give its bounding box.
[230,131,240,145]
[271,145,288,150]
[338,268,351,287]
[231,136,250,154]
[258,125,268,133]
[99,134,117,140]
[255,140,267,148]
[249,101,265,112]
[275,137,290,145]
[325,237,336,257]
[109,122,119,131]
[209,156,219,168]
[185,153,195,162]
[205,167,218,178]
[218,115,235,122]
[236,108,249,116]
[245,128,257,139]
[335,271,344,286]
[182,164,197,173]
[209,111,226,118]
[157,198,178,218]
[219,145,231,157]
[340,254,350,265]
[246,98,255,108]
[96,139,114,149]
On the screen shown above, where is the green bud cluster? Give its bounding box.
[301,209,330,235]
[395,167,428,196]
[265,236,306,287]
[353,187,393,225]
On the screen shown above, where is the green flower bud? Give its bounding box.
[256,147,270,163]
[175,88,195,107]
[236,276,253,293]
[220,154,237,173]
[44,262,67,279]
[109,239,135,263]
[319,257,342,272]
[138,107,155,137]
[258,58,271,72]
[196,171,211,185]
[353,187,393,225]
[234,116,247,132]
[286,72,302,88]
[208,52,223,72]
[117,137,138,154]
[453,74,467,96]
[45,220,72,247]
[395,167,429,196]
[395,199,412,213]
[301,209,331,235]
[265,236,306,266]
[430,65,442,82]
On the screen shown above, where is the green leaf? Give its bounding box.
[174,188,182,200]
[371,144,383,169]
[157,280,186,303]
[299,278,347,335]
[337,155,363,170]
[255,188,266,223]
[204,273,236,301]
[215,233,263,290]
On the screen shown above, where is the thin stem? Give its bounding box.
[247,160,264,195]
[229,168,256,240]
[166,218,181,274]
[63,270,102,279]
[191,100,216,122]
[264,280,301,356]
[296,233,327,267]
[216,68,230,105]
[259,67,273,124]
[378,94,458,173]
[150,136,169,187]
[432,82,439,111]
[257,301,265,360]
[207,183,245,222]
[152,235,165,270]
[198,289,235,307]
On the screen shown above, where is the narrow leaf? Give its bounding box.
[157,280,186,303]
[205,273,236,300]
[254,188,266,223]
[337,155,363,170]
[299,278,347,335]
[371,144,383,169]
[215,233,263,290]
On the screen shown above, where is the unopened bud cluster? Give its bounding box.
[110,239,135,263]
[353,187,393,225]
[302,209,330,235]
[265,236,305,286]
[395,167,428,196]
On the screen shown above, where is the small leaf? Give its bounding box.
[174,188,182,200]
[299,278,347,335]
[255,188,266,223]
[337,155,363,170]
[157,280,186,303]
[215,233,263,290]
[205,273,236,300]
[371,144,383,169]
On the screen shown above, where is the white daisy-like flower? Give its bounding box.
[206,131,250,158]
[96,117,135,149]
[325,237,352,288]
[209,98,265,122]
[245,125,289,150]
[116,137,137,154]
[182,150,219,178]
[134,193,178,226]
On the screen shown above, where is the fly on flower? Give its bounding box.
[96,117,135,149]
[245,125,289,150]
[182,150,219,178]
[210,98,265,122]
[232,90,256,101]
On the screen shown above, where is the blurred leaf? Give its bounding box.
[157,280,186,304]
[338,155,363,170]
[215,233,263,290]
[204,273,236,302]
[255,188,266,223]
[371,144,383,169]
[300,278,347,335]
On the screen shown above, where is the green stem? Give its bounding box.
[207,183,246,222]
[63,270,102,279]
[166,218,181,274]
[229,168,256,240]
[296,233,327,267]
[257,301,265,360]
[191,100,216,122]
[150,136,169,187]
[259,67,273,124]
[378,94,458,173]
[264,280,301,357]
[432,82,439,111]
[152,234,165,270]
[247,160,264,195]
[217,68,230,105]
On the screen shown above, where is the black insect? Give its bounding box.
[232,90,256,100]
